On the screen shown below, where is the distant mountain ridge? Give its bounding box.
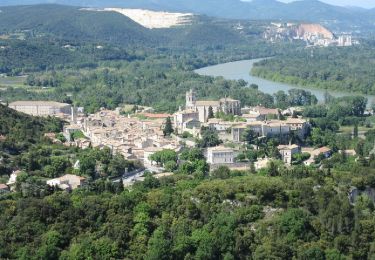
[0,0,373,31]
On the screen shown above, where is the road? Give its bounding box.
[112,166,164,186]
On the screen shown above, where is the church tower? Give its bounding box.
[186,89,197,110]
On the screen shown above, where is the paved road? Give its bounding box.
[112,166,164,186]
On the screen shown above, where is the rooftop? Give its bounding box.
[278,144,300,150]
[195,101,220,107]
[0,184,8,190]
[285,118,308,124]
[208,146,234,152]
[50,174,86,182]
[9,101,70,107]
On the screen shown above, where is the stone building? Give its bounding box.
[206,146,235,165]
[46,174,86,191]
[173,109,200,134]
[278,144,300,165]
[9,101,72,117]
[185,89,241,123]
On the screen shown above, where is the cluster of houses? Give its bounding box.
[1,90,346,192]
[173,90,319,169]
[0,171,86,194]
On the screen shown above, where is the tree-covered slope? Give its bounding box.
[0,4,256,48]
[0,4,158,46]
[0,104,63,155]
[252,46,375,95]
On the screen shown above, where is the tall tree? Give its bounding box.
[163,117,174,137]
[207,106,214,119]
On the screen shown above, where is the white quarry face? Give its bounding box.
[104,8,194,29]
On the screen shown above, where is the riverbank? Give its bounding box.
[195,59,375,106]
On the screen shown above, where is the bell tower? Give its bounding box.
[186,89,197,110]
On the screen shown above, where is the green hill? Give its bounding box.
[0,4,158,46]
[0,104,63,155]
[0,0,372,31]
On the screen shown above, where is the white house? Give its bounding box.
[207,146,235,165]
[47,174,86,191]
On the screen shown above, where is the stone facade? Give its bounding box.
[185,89,241,123]
[47,174,86,191]
[278,144,300,165]
[173,109,199,134]
[9,101,72,117]
[207,146,235,165]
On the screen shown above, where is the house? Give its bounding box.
[0,184,9,194]
[63,124,82,141]
[242,113,262,122]
[248,106,280,120]
[174,109,199,134]
[340,149,357,157]
[278,144,300,165]
[317,146,332,158]
[302,146,333,164]
[285,117,310,138]
[46,174,86,191]
[255,158,272,170]
[206,119,233,132]
[183,119,201,132]
[206,146,235,165]
[261,121,290,138]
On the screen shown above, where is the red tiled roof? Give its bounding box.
[141,113,172,119]
[0,184,9,190]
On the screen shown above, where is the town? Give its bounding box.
[2,88,361,192]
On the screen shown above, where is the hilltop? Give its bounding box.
[0,0,374,32]
[0,4,257,48]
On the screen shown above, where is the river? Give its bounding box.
[195,59,375,106]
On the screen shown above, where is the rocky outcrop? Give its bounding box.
[104,8,193,29]
[296,23,334,39]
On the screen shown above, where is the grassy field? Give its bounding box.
[0,75,27,87]
[0,76,53,93]
[339,119,374,138]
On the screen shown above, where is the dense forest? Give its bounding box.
[0,4,267,48]
[1,130,375,259]
[0,38,293,113]
[252,46,375,95]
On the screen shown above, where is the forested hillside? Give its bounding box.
[0,5,158,46]
[0,104,62,150]
[252,46,375,95]
[0,39,141,74]
[1,146,375,259]
[0,44,288,113]
[0,0,372,30]
[0,4,260,48]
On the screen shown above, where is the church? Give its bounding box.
[185,89,241,122]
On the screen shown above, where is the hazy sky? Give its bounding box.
[278,0,375,8]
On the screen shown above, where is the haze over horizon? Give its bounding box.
[3,0,375,9]
[272,0,375,8]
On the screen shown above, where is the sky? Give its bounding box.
[278,0,375,8]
